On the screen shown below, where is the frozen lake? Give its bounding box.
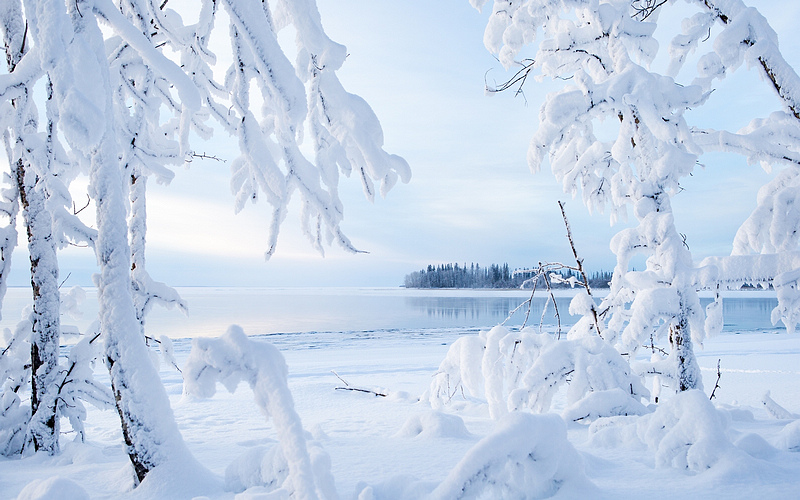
[0,286,784,340]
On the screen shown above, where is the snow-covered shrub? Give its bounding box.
[54,328,114,443]
[184,325,336,500]
[0,321,31,456]
[1,302,111,455]
[589,390,736,472]
[427,335,486,407]
[429,412,596,499]
[427,325,648,422]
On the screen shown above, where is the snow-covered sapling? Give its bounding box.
[184,325,337,500]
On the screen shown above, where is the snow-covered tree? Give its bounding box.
[472,0,800,395]
[1,0,407,484]
[185,325,338,500]
[0,0,98,454]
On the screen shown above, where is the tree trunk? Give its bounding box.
[669,314,702,392]
[17,159,62,454]
[2,6,62,454]
[93,130,191,484]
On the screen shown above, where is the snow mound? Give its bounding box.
[775,420,800,451]
[394,411,472,439]
[590,389,737,472]
[16,476,89,500]
[226,439,335,499]
[355,475,437,500]
[735,433,778,460]
[429,412,597,499]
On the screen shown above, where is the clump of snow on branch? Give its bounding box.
[429,412,597,499]
[426,325,648,421]
[184,325,336,500]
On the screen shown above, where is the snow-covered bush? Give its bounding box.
[427,325,648,422]
[589,389,736,472]
[54,328,114,443]
[0,320,31,456]
[184,325,336,500]
[429,412,597,499]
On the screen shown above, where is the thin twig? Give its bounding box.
[521,273,539,329]
[541,270,562,339]
[558,200,603,338]
[58,272,71,289]
[187,152,226,163]
[331,370,349,386]
[331,370,386,397]
[73,195,90,215]
[709,359,721,400]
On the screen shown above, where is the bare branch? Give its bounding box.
[558,200,603,338]
[709,359,721,400]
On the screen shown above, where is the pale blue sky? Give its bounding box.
[9,0,800,288]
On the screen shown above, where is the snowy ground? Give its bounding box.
[2,324,800,499]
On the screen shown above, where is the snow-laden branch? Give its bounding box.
[93,0,200,113]
[171,0,409,258]
[184,325,335,500]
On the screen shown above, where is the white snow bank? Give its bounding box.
[429,412,597,499]
[129,456,224,500]
[16,476,89,500]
